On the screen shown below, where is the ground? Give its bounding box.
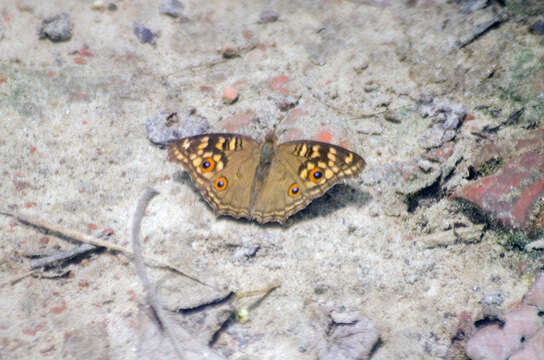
[0,1,543,359]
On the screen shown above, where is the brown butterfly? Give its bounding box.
[168,133,365,224]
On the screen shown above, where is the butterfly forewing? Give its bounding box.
[168,134,260,220]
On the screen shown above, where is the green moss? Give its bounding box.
[502,47,544,105]
[477,157,504,177]
[498,229,532,250]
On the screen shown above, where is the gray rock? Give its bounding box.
[160,0,184,18]
[529,20,544,35]
[39,13,72,42]
[133,23,158,45]
[259,9,279,24]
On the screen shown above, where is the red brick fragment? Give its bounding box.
[455,148,544,232]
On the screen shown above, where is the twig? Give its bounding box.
[0,270,37,288]
[0,211,212,288]
[131,188,226,360]
[132,188,183,356]
[30,243,97,269]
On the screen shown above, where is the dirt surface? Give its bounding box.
[1,1,543,359]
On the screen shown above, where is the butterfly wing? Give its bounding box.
[168,134,260,220]
[251,140,365,223]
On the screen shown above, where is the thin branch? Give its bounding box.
[0,211,213,289]
[132,188,184,357]
[131,188,226,360]
[0,270,37,288]
[30,243,97,269]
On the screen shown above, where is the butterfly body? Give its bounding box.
[168,133,365,224]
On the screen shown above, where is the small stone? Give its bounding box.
[454,225,484,244]
[418,159,435,173]
[222,85,239,104]
[529,20,544,35]
[133,23,157,45]
[482,292,505,305]
[460,0,490,14]
[159,0,184,18]
[232,244,259,262]
[404,274,418,284]
[259,9,279,24]
[354,119,383,135]
[318,312,379,360]
[107,3,117,11]
[363,83,378,93]
[222,47,239,59]
[418,230,456,249]
[384,109,403,123]
[145,110,209,145]
[91,0,105,10]
[525,239,544,251]
[38,13,72,42]
[276,95,298,111]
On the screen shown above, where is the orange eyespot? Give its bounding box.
[215,176,227,191]
[201,158,215,172]
[288,183,301,197]
[309,168,324,183]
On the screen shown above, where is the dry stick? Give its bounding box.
[30,243,97,269]
[131,189,184,357]
[0,211,212,289]
[131,188,226,360]
[2,270,37,287]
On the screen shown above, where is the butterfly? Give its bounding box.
[168,133,365,224]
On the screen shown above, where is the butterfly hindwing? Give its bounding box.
[168,133,260,219]
[251,140,365,223]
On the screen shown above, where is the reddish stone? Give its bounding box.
[424,141,455,162]
[284,108,308,126]
[87,223,98,230]
[455,139,544,232]
[22,328,36,336]
[74,56,86,65]
[271,75,289,95]
[79,46,93,57]
[222,85,238,104]
[222,111,254,133]
[101,228,115,236]
[50,302,67,314]
[315,129,334,143]
[242,29,252,39]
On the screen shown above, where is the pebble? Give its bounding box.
[529,20,544,35]
[482,292,505,305]
[38,13,73,42]
[145,110,209,145]
[525,239,544,251]
[276,95,298,111]
[259,9,279,24]
[133,23,157,45]
[222,85,239,104]
[160,0,184,18]
[354,119,383,135]
[91,0,105,10]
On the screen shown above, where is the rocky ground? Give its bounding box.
[0,0,543,359]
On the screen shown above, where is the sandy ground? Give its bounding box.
[0,0,543,359]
